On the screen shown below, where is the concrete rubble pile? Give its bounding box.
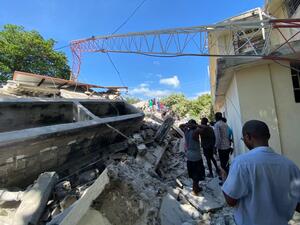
[0,80,121,100]
[0,115,238,225]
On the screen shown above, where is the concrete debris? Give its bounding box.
[0,116,235,225]
[137,144,147,156]
[154,116,175,144]
[160,193,200,225]
[1,101,300,225]
[180,187,223,213]
[0,190,24,202]
[77,169,100,185]
[13,172,58,225]
[0,71,123,100]
[132,133,144,144]
[4,114,300,225]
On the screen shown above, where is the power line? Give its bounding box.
[106,52,127,87]
[111,0,148,35]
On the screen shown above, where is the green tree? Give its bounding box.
[160,93,190,117]
[124,96,141,104]
[161,93,213,120]
[189,94,213,120]
[0,24,71,82]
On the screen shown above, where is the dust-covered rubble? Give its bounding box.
[0,115,235,225]
[1,113,299,225]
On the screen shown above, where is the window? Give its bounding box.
[232,29,264,55]
[290,63,300,102]
[284,0,300,17]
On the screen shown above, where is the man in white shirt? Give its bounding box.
[221,120,300,225]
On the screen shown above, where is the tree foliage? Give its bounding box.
[160,93,190,118]
[0,24,71,82]
[161,93,213,120]
[124,96,141,104]
[189,94,213,120]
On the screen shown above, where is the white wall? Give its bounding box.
[269,62,300,167]
[219,62,300,167]
[235,64,282,154]
[223,75,245,155]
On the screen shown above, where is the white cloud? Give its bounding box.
[189,91,211,100]
[156,74,163,78]
[140,83,148,87]
[196,91,211,96]
[153,61,160,66]
[159,75,180,88]
[130,84,171,98]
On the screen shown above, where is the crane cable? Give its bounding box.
[54,0,148,51]
[106,52,127,88]
[111,0,148,35]
[107,0,148,88]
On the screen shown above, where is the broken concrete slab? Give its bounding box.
[137,144,169,171]
[159,193,198,225]
[180,204,202,220]
[0,99,144,187]
[155,117,175,144]
[0,190,23,202]
[77,208,112,225]
[13,172,58,225]
[137,144,147,156]
[47,169,110,225]
[181,187,224,213]
[132,133,144,144]
[205,178,226,205]
[47,159,167,225]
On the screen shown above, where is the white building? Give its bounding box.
[209,0,300,166]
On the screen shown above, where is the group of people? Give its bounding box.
[180,112,232,194]
[148,98,164,112]
[181,112,300,225]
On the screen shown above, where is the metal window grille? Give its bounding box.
[284,0,300,17]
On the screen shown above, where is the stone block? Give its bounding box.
[137,144,147,156]
[181,187,224,213]
[132,133,144,144]
[145,129,155,137]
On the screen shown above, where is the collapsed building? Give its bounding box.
[0,71,299,225]
[0,71,236,225]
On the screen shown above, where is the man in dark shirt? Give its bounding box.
[195,118,220,177]
[185,119,205,195]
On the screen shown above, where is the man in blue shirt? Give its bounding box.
[221,120,300,225]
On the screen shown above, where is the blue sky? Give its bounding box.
[0,0,263,99]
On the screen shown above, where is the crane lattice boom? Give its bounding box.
[70,18,300,80]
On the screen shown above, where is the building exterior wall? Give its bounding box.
[222,75,245,155]
[209,2,300,167]
[235,64,282,154]
[268,62,300,166]
[218,61,300,166]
